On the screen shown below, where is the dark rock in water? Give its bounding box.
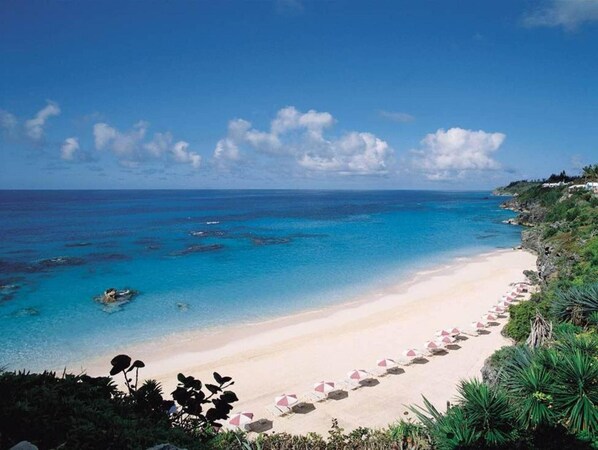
[146,244,161,250]
[0,259,35,274]
[95,288,138,313]
[250,236,291,246]
[0,279,21,303]
[65,242,92,248]
[86,252,131,262]
[170,244,224,256]
[11,307,40,318]
[189,230,226,238]
[9,441,39,450]
[176,302,189,311]
[288,232,328,239]
[36,257,86,269]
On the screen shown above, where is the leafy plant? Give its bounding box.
[552,283,598,326]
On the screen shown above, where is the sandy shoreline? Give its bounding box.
[82,248,536,435]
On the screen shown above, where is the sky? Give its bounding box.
[1,0,597,190]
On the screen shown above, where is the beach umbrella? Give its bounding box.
[347,369,371,381]
[490,306,506,314]
[377,358,397,368]
[424,340,443,350]
[275,394,298,408]
[502,295,516,302]
[481,313,498,321]
[471,321,487,330]
[435,329,453,337]
[402,349,422,359]
[229,412,254,427]
[313,381,335,394]
[497,300,512,308]
[436,335,455,345]
[448,327,462,336]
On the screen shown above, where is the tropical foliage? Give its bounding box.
[0,355,237,450]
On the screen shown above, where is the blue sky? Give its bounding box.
[1,0,597,189]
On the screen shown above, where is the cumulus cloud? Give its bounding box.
[523,0,598,30]
[379,110,415,123]
[213,106,391,175]
[171,141,201,168]
[411,127,505,180]
[0,109,17,135]
[60,137,79,161]
[25,101,61,141]
[93,121,200,169]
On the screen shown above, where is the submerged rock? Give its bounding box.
[189,230,226,238]
[176,302,189,311]
[64,242,92,248]
[250,236,291,246]
[170,244,224,256]
[95,288,138,313]
[36,256,85,269]
[11,307,40,318]
[0,277,23,303]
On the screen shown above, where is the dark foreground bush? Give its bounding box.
[0,355,237,450]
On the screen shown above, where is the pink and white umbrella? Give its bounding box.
[481,313,498,321]
[436,329,453,337]
[471,321,487,330]
[497,300,512,308]
[313,381,335,394]
[436,335,455,345]
[347,369,371,381]
[402,349,422,359]
[275,394,298,408]
[502,295,516,302]
[229,412,254,427]
[490,306,506,314]
[424,340,443,351]
[377,358,397,368]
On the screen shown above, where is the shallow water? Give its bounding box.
[0,190,519,370]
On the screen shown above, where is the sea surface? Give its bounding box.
[0,190,519,370]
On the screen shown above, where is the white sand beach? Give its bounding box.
[82,248,536,436]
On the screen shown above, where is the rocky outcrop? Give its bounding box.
[500,196,565,284]
[481,356,500,388]
[500,198,546,227]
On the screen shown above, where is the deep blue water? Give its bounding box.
[0,190,519,370]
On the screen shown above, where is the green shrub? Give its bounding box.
[503,298,551,342]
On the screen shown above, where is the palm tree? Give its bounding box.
[551,350,598,434]
[457,379,516,447]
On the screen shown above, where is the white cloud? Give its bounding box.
[299,132,391,175]
[379,110,415,123]
[93,121,147,156]
[60,137,79,161]
[171,141,201,169]
[93,121,200,169]
[24,101,61,141]
[523,0,598,30]
[411,127,505,180]
[0,109,17,134]
[213,106,391,175]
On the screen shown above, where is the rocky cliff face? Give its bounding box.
[501,197,560,283]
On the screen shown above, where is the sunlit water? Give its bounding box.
[0,190,519,370]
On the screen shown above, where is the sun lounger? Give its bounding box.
[265,404,288,417]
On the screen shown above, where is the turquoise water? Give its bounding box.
[0,190,519,370]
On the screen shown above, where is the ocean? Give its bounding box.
[0,190,519,370]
